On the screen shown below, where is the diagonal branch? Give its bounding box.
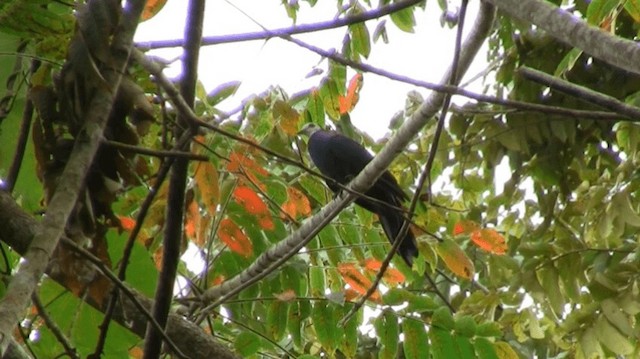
[0,191,240,358]
[0,0,147,354]
[197,2,497,311]
[486,0,640,76]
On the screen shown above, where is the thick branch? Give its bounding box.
[0,191,239,358]
[487,0,640,76]
[0,1,147,354]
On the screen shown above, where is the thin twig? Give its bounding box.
[31,293,80,359]
[59,238,186,358]
[104,139,209,161]
[4,59,39,192]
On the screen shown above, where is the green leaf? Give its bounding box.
[454,315,477,337]
[234,332,261,357]
[266,300,289,341]
[287,302,304,349]
[455,335,476,359]
[595,315,635,355]
[319,77,341,120]
[390,5,415,32]
[304,90,325,127]
[476,322,502,337]
[349,22,371,58]
[579,326,605,359]
[312,302,336,354]
[309,266,325,297]
[207,80,241,106]
[586,0,619,25]
[429,327,457,359]
[432,307,455,330]
[375,310,399,359]
[554,48,583,77]
[402,318,429,359]
[473,337,499,359]
[339,303,359,357]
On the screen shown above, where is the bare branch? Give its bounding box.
[136,0,423,49]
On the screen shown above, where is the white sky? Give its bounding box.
[135,0,488,139]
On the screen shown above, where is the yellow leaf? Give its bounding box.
[470,228,507,255]
[194,161,219,216]
[436,239,474,279]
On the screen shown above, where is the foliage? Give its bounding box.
[0,0,639,358]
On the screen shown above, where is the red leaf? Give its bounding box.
[233,186,274,230]
[470,228,507,255]
[119,216,136,231]
[338,263,381,301]
[218,218,253,257]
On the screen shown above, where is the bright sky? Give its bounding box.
[135,0,487,139]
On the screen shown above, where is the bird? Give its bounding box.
[299,123,418,267]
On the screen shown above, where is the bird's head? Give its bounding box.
[298,122,322,138]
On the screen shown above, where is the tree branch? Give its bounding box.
[0,0,147,354]
[486,0,640,76]
[0,191,240,358]
[136,0,423,49]
[143,0,205,356]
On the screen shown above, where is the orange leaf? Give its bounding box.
[194,161,219,215]
[227,152,268,189]
[140,0,167,21]
[470,228,507,255]
[338,263,381,301]
[211,275,225,286]
[119,216,136,231]
[275,289,297,302]
[233,186,274,230]
[362,258,406,286]
[281,187,311,220]
[436,239,474,279]
[453,220,480,236]
[141,0,168,21]
[197,215,212,248]
[185,196,201,245]
[339,73,363,114]
[153,247,163,271]
[233,186,268,215]
[218,218,253,257]
[129,347,144,359]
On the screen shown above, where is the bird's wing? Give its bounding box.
[324,133,408,202]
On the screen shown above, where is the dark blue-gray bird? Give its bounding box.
[299,123,418,266]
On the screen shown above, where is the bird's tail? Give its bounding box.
[378,208,418,267]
